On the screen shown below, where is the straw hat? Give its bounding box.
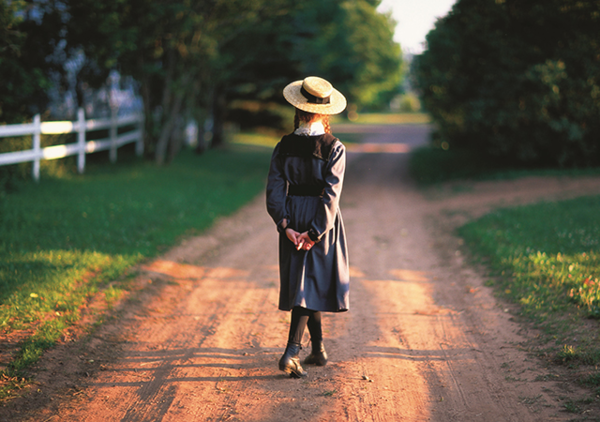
[283,76,347,115]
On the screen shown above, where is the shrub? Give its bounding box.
[413,0,600,167]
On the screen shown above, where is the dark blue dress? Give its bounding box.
[266,133,350,312]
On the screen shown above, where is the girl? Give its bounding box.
[266,76,350,378]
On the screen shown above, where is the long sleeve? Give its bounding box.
[266,142,289,232]
[308,142,345,242]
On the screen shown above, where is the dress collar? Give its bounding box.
[294,121,326,136]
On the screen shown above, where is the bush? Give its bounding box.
[413,0,600,168]
[0,133,77,193]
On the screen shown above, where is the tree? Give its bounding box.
[65,0,303,163]
[1,0,402,164]
[413,0,600,167]
[0,0,63,123]
[288,0,402,111]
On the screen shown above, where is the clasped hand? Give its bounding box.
[285,228,315,251]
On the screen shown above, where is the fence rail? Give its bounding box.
[0,108,144,181]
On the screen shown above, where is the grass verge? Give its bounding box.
[458,195,600,371]
[0,143,272,398]
[332,112,430,125]
[409,146,600,185]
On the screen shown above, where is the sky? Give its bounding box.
[377,0,457,54]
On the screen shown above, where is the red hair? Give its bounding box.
[294,109,331,134]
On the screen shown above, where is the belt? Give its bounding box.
[288,184,324,197]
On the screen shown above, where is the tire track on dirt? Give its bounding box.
[322,146,576,421]
[8,124,600,421]
[118,302,227,422]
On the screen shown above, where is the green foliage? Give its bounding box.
[1,0,401,164]
[0,0,61,123]
[409,146,508,184]
[413,0,600,167]
[0,146,271,377]
[1,0,401,168]
[0,133,77,193]
[0,138,31,192]
[581,371,600,390]
[396,93,421,113]
[226,0,403,133]
[409,145,600,185]
[581,371,600,400]
[459,195,600,363]
[290,0,402,111]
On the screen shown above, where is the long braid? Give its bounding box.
[322,117,331,134]
[294,109,331,134]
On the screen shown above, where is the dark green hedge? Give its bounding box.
[413,0,600,167]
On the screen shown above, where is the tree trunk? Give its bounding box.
[195,124,206,155]
[167,114,184,163]
[210,86,227,148]
[161,49,175,118]
[139,56,153,158]
[155,90,185,165]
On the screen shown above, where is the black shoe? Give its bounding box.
[279,343,307,378]
[304,341,328,366]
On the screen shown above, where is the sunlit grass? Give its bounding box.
[459,195,600,366]
[229,126,364,148]
[228,113,430,151]
[230,132,279,149]
[228,114,429,150]
[333,112,430,125]
[0,145,271,384]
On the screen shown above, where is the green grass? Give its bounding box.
[229,113,431,150]
[458,195,600,367]
[332,112,430,125]
[0,144,271,385]
[581,372,600,396]
[410,146,600,185]
[229,123,377,149]
[410,143,600,404]
[230,132,279,148]
[411,142,600,398]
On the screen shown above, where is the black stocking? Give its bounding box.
[288,307,323,345]
[287,307,311,345]
[307,311,322,343]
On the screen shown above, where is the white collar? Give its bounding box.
[294,121,326,136]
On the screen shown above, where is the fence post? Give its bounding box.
[110,106,117,163]
[77,108,86,174]
[32,114,41,182]
[136,114,144,156]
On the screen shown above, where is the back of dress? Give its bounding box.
[266,133,350,313]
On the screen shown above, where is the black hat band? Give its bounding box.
[301,85,330,105]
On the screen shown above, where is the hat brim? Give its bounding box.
[283,80,347,115]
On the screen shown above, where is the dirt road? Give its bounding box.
[7,124,600,421]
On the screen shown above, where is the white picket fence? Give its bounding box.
[0,108,144,181]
